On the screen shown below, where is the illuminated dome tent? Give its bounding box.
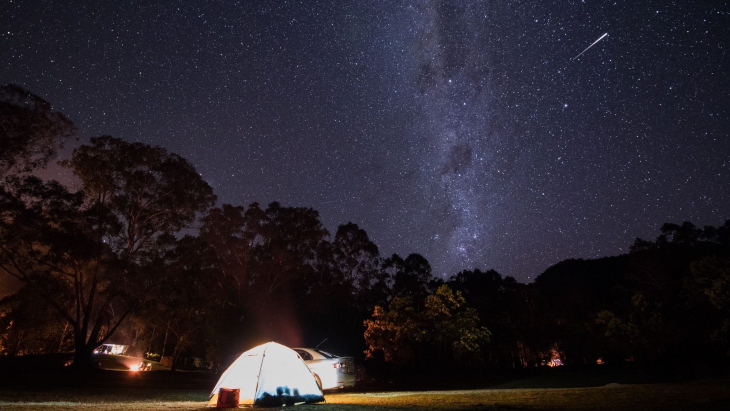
[208,342,325,407]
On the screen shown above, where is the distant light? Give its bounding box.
[129,365,140,372]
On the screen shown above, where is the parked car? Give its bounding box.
[292,348,356,390]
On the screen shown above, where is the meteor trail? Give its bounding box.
[572,33,608,60]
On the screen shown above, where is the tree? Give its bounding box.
[700,220,730,246]
[688,255,730,353]
[0,84,74,178]
[63,136,216,368]
[0,285,72,355]
[386,253,433,306]
[197,203,266,358]
[657,222,702,246]
[0,136,215,371]
[448,269,533,369]
[595,293,666,362]
[364,296,420,367]
[0,176,127,369]
[533,256,629,365]
[247,202,329,343]
[332,223,387,310]
[61,136,216,261]
[200,203,264,299]
[146,235,220,370]
[333,223,380,291]
[421,285,490,367]
[364,285,489,372]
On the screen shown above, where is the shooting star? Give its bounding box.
[572,32,608,61]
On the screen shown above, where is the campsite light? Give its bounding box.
[129,364,140,372]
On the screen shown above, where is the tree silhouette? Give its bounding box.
[0,135,215,371]
[0,84,74,178]
[333,222,386,310]
[61,136,216,261]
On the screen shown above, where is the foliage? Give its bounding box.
[595,292,666,362]
[333,222,385,309]
[0,286,71,355]
[0,176,130,368]
[688,255,730,352]
[447,269,537,368]
[422,285,491,362]
[142,235,220,369]
[364,296,420,365]
[690,255,730,312]
[61,136,216,260]
[0,84,75,178]
[364,285,489,369]
[0,133,215,370]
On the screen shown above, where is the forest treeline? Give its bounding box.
[1,85,729,375]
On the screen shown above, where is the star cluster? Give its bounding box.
[2,0,728,281]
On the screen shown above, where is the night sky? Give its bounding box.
[2,0,729,282]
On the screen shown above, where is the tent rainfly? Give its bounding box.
[208,342,325,407]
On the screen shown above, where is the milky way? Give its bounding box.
[2,0,729,282]
[410,1,500,275]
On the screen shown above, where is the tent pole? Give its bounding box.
[251,343,268,406]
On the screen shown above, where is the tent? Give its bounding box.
[208,342,325,407]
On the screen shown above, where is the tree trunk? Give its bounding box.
[170,335,185,372]
[146,324,157,358]
[10,330,25,356]
[71,338,96,374]
[161,318,171,358]
[58,323,71,352]
[71,321,107,373]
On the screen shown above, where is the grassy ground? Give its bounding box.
[0,369,728,410]
[328,379,730,410]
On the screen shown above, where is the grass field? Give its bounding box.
[0,367,728,410]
